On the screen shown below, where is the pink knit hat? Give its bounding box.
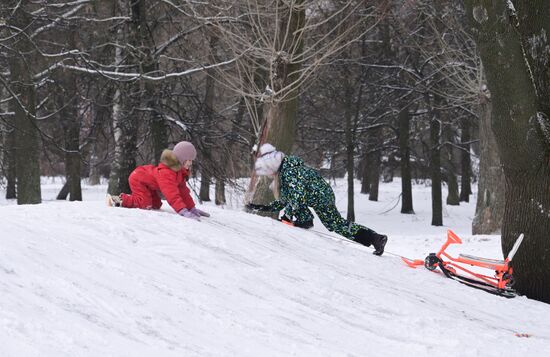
[172,141,197,164]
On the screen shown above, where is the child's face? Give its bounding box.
[183,160,193,169]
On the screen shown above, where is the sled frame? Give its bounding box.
[402,230,524,291]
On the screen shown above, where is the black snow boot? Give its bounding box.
[371,233,388,256]
[353,228,387,256]
[294,220,314,229]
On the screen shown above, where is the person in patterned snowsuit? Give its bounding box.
[247,143,388,256]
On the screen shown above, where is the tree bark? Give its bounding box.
[443,123,459,205]
[344,74,355,221]
[209,35,226,205]
[56,182,70,200]
[345,127,355,221]
[2,94,16,199]
[199,34,220,203]
[57,63,82,201]
[225,96,247,179]
[398,107,414,213]
[8,4,41,205]
[368,140,381,202]
[4,124,17,199]
[128,0,166,164]
[360,154,370,194]
[473,92,504,234]
[215,178,226,206]
[135,0,166,164]
[88,143,101,186]
[107,87,137,195]
[108,1,138,195]
[465,0,550,302]
[199,174,211,202]
[87,87,113,186]
[459,117,472,202]
[12,72,41,204]
[430,113,443,226]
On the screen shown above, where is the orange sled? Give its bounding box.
[402,230,524,298]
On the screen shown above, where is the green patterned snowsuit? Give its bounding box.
[267,155,371,239]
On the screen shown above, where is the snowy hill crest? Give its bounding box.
[1,181,549,356]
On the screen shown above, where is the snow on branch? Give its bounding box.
[164,115,189,132]
[44,0,92,8]
[136,107,190,132]
[62,16,131,23]
[31,3,88,39]
[154,24,205,57]
[34,57,238,82]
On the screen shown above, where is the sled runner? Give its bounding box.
[401,230,524,298]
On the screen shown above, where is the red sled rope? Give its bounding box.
[402,230,524,298]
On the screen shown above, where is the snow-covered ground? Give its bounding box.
[1,178,549,356]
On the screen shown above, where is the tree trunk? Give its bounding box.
[210,35,228,206]
[199,34,220,203]
[502,170,550,300]
[360,154,370,194]
[8,5,41,204]
[398,107,414,213]
[473,92,504,234]
[248,96,299,205]
[443,123,459,205]
[215,178,226,206]
[465,0,550,302]
[228,97,247,178]
[134,0,166,163]
[368,146,380,202]
[345,128,355,221]
[246,1,305,208]
[199,174,211,202]
[88,145,101,186]
[107,89,137,195]
[86,86,113,186]
[12,76,41,204]
[430,115,443,226]
[56,182,70,200]
[344,74,355,221]
[446,168,460,206]
[366,125,381,202]
[459,116,472,202]
[3,94,16,199]
[108,1,137,195]
[58,64,82,201]
[150,108,167,164]
[4,124,17,199]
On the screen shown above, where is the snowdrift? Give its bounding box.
[0,181,549,356]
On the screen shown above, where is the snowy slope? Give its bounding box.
[0,179,549,357]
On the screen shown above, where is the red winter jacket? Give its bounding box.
[130,149,195,213]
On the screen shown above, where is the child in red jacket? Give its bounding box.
[107,141,209,221]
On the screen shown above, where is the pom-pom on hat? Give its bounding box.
[172,141,197,164]
[255,143,285,176]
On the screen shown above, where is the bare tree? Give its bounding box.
[208,1,383,206]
